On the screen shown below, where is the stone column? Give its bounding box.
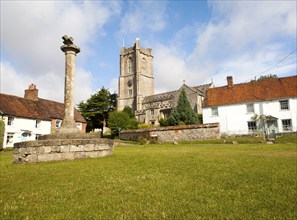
[59,35,80,133]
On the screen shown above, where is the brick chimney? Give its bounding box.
[24,84,38,101]
[227,76,233,87]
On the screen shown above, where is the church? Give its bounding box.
[117,39,212,125]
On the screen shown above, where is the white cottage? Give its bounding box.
[202,76,297,138]
[0,84,87,148]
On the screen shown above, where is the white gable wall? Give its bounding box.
[203,97,297,135]
[3,116,51,148]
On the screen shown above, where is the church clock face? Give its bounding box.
[127,79,133,87]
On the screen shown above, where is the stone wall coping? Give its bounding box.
[14,138,113,149]
[39,133,101,140]
[121,123,219,134]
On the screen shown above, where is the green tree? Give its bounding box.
[78,87,117,132]
[108,109,138,137]
[122,106,135,118]
[167,89,199,126]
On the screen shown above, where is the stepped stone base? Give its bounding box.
[13,138,114,164]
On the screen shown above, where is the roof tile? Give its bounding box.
[0,93,86,123]
[203,76,297,107]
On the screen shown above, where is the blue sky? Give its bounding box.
[1,0,296,104]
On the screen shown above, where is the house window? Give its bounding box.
[211,107,218,116]
[282,119,292,131]
[151,109,154,115]
[35,120,41,128]
[280,100,289,110]
[56,119,62,128]
[129,89,133,97]
[246,103,254,113]
[7,116,14,126]
[247,121,257,132]
[6,133,14,145]
[76,122,82,130]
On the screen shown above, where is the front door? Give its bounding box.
[266,120,278,140]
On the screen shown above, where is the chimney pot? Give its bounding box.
[227,76,233,87]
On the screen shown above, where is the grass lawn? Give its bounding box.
[1,143,296,219]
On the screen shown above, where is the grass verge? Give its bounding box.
[1,144,296,219]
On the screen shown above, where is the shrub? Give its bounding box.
[138,136,148,145]
[138,123,153,129]
[149,138,158,144]
[178,121,186,126]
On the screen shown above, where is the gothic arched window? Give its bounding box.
[141,58,147,73]
[128,57,133,74]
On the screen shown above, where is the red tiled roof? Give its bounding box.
[203,75,297,107]
[0,93,86,123]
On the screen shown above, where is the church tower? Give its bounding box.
[117,39,154,112]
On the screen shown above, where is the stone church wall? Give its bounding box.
[120,123,220,142]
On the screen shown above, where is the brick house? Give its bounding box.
[202,75,297,138]
[0,84,86,148]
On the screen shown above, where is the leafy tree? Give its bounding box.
[78,87,117,132]
[108,109,138,137]
[108,111,130,136]
[122,106,135,118]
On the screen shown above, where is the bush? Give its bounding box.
[138,136,148,145]
[178,121,186,126]
[149,138,158,144]
[138,123,153,129]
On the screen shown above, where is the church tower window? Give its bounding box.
[142,58,147,74]
[128,57,133,74]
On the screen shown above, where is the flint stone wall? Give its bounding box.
[14,139,114,163]
[120,123,220,142]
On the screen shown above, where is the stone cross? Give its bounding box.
[59,35,80,133]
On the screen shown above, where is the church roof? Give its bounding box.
[203,75,297,107]
[0,93,86,123]
[142,90,177,103]
[142,83,212,104]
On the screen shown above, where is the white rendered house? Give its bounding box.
[202,76,297,138]
[0,84,87,148]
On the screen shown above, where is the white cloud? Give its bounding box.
[0,1,120,104]
[0,61,31,97]
[152,0,296,93]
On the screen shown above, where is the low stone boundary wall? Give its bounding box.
[14,139,114,163]
[120,123,220,142]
